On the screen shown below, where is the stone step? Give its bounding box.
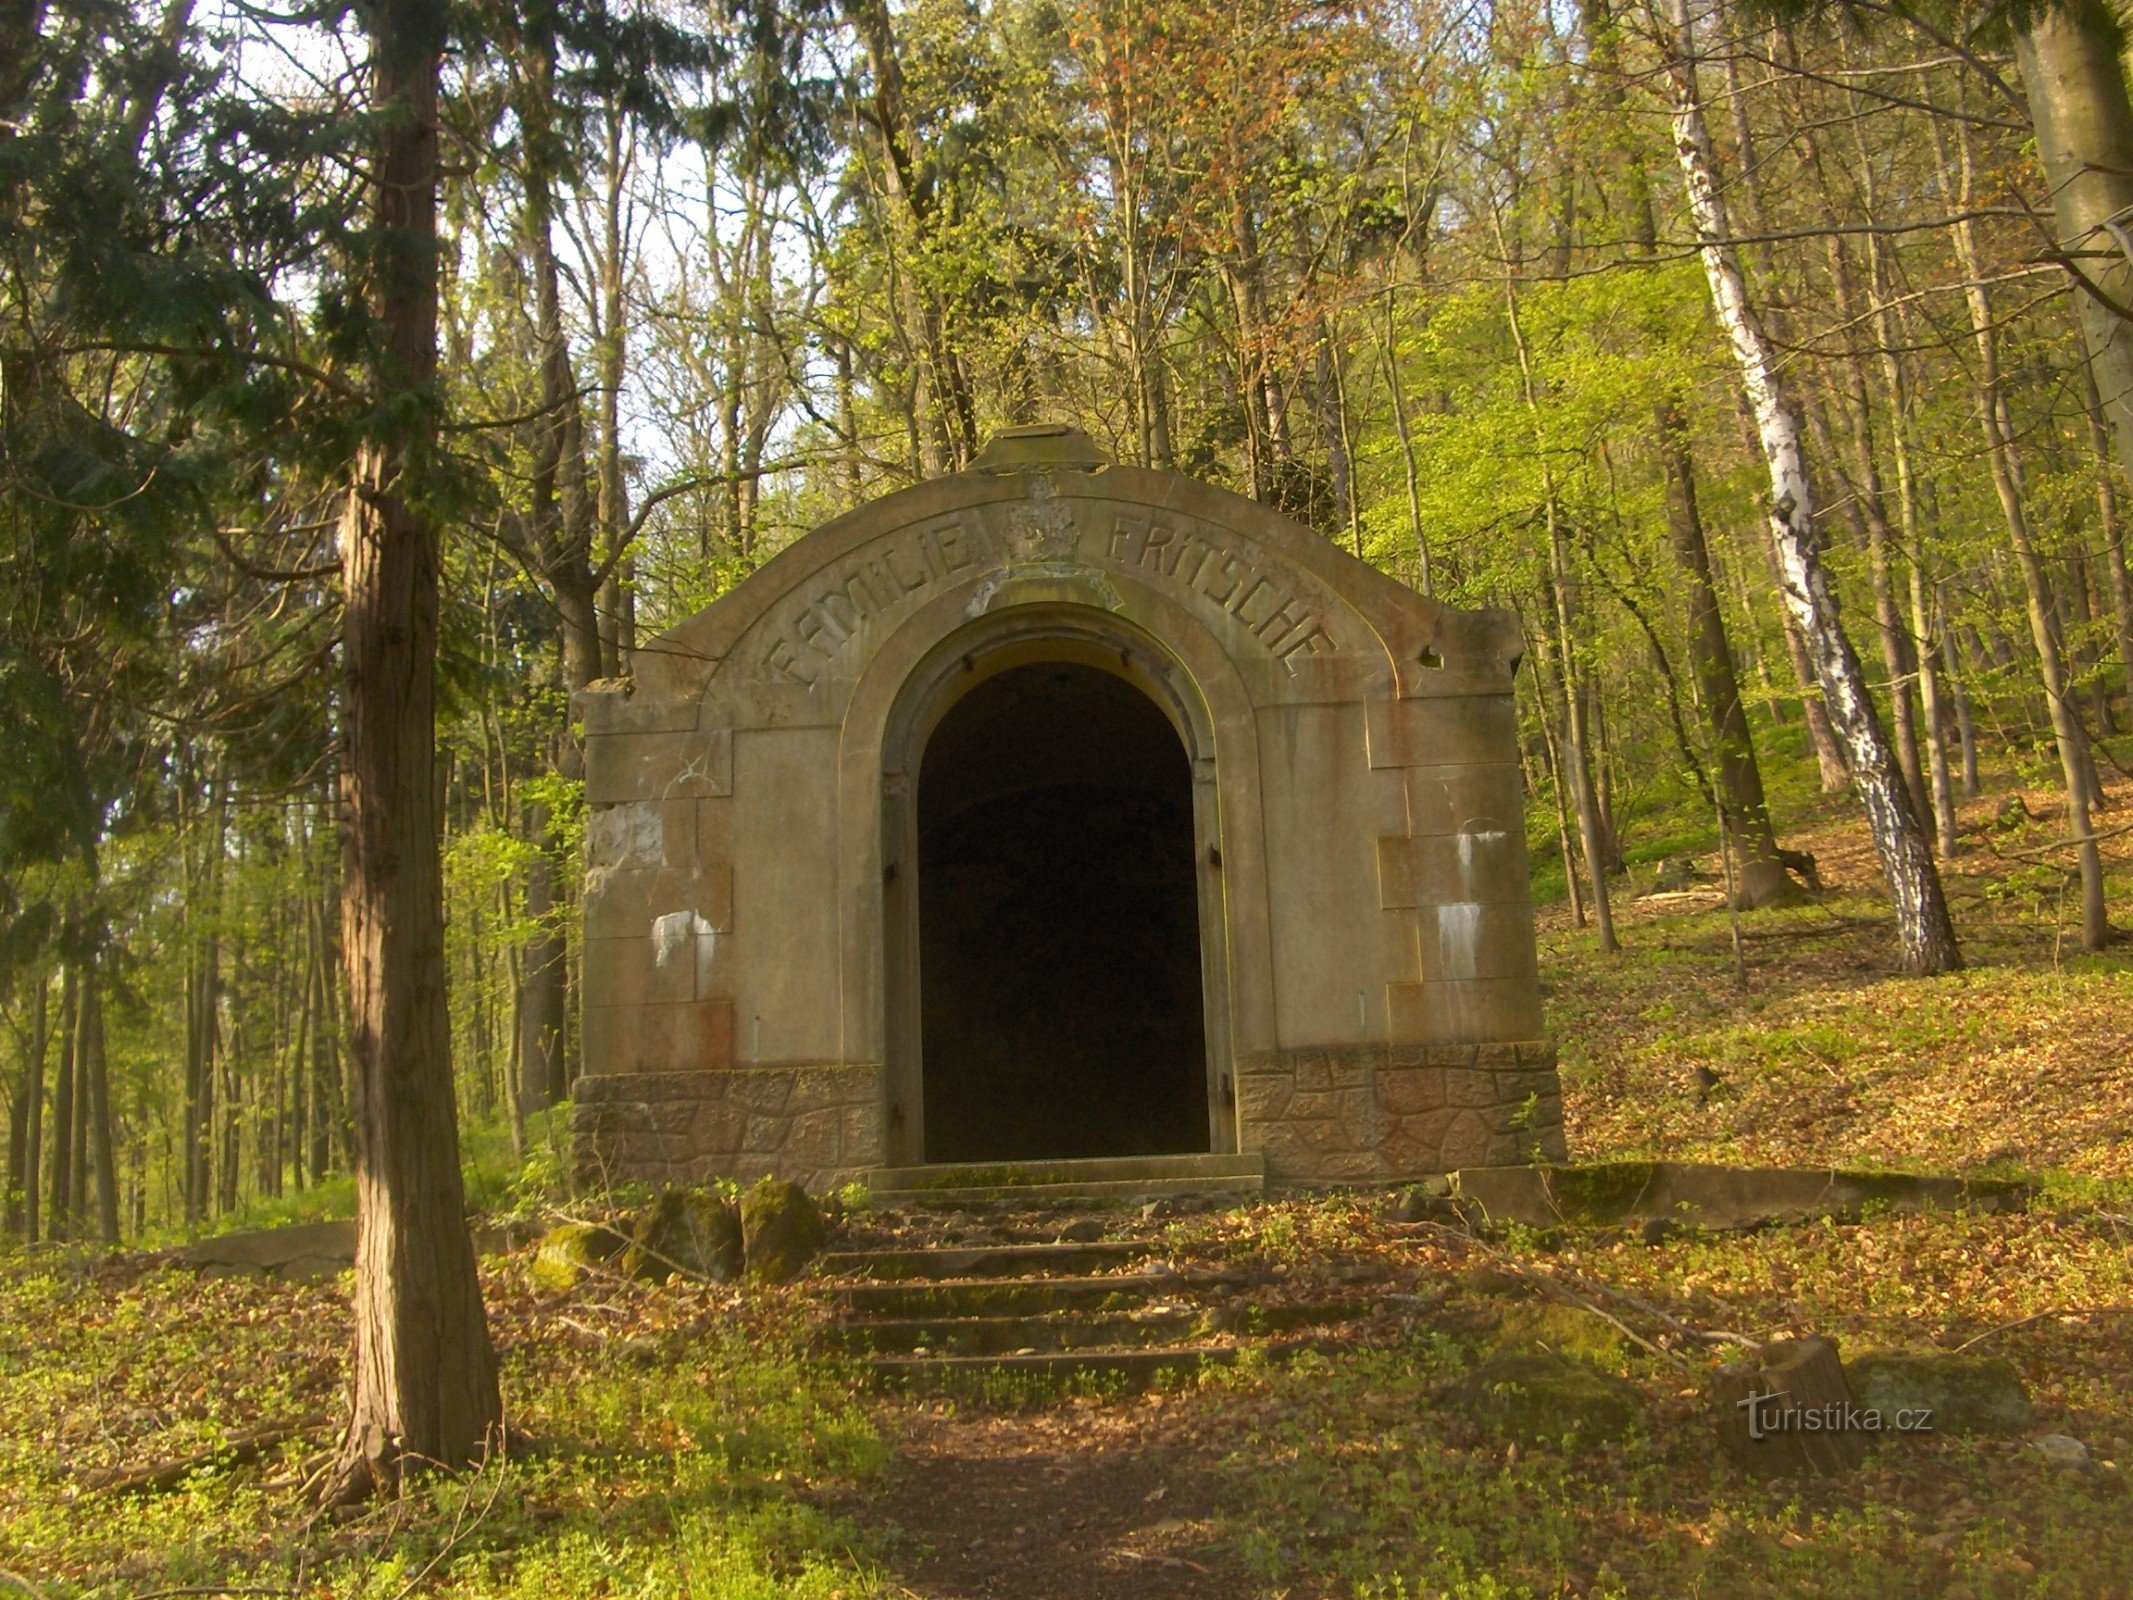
[818,1239,1151,1282]
[862,1153,1265,1205]
[868,1343,1240,1394]
[870,1173,1267,1205]
[831,1270,1208,1319]
[832,1307,1205,1356]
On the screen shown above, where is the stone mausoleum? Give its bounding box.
[572,426,1565,1190]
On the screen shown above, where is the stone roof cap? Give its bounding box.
[972,423,1110,474]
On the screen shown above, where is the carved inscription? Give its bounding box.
[761,520,984,685]
[1105,515,1335,673]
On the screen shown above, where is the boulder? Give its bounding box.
[2030,1433,2091,1468]
[622,1190,744,1284]
[1448,1350,1643,1448]
[531,1221,629,1292]
[740,1177,826,1283]
[180,1219,357,1282]
[1845,1349,2034,1436]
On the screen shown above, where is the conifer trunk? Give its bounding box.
[331,0,501,1500]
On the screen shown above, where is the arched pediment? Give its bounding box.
[626,463,1520,720]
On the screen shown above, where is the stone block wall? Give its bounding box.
[1236,1041,1566,1181]
[572,1064,885,1192]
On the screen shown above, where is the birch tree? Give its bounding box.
[1651,0,1961,974]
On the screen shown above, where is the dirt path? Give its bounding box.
[850,1392,1254,1600]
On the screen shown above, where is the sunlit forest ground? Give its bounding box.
[4,750,2131,1598]
[1542,743,2133,1186]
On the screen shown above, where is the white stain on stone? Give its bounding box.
[652,911,691,968]
[652,910,717,969]
[1454,826,1508,893]
[696,927,720,993]
[1435,901,1484,980]
[966,574,1002,615]
[588,801,662,869]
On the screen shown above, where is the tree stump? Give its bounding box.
[1707,1336,1869,1477]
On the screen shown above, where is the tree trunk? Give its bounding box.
[1774,570,1851,789]
[307,887,338,1181]
[1816,242,1931,841]
[216,1015,239,1216]
[1842,95,1961,851]
[331,0,501,1499]
[2017,0,2133,497]
[47,961,76,1241]
[1554,590,1618,951]
[1660,403,1794,905]
[2064,541,2113,735]
[1806,396,1931,839]
[2081,354,2133,707]
[1943,616,1980,798]
[1502,255,1616,948]
[1656,0,1959,973]
[517,817,564,1116]
[516,149,593,1121]
[8,975,47,1241]
[595,102,636,674]
[82,963,119,1244]
[1948,121,2111,950]
[1378,308,1432,593]
[1528,620,1588,927]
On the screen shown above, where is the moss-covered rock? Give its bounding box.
[1494,1301,1631,1366]
[622,1189,745,1284]
[530,1221,629,1291]
[740,1177,825,1283]
[1845,1349,2034,1435]
[1448,1350,1644,1448]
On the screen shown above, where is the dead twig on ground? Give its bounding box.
[82,1415,331,1497]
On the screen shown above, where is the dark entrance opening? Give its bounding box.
[917,661,1209,1163]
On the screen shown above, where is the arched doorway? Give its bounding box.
[915,661,1211,1163]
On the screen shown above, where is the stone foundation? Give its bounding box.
[1236,1041,1565,1182]
[572,1065,885,1192]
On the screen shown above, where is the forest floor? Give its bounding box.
[3,771,2132,1599]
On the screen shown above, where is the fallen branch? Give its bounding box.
[1410,1222,1691,1369]
[81,1415,330,1497]
[1981,817,2133,861]
[1952,1305,2133,1354]
[1410,1220,1763,1362]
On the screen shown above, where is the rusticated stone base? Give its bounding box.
[571,1064,885,1192]
[1235,1041,1566,1183]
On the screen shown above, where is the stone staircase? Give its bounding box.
[861,1152,1267,1206]
[815,1203,1379,1397]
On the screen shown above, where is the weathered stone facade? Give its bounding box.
[572,425,1565,1189]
